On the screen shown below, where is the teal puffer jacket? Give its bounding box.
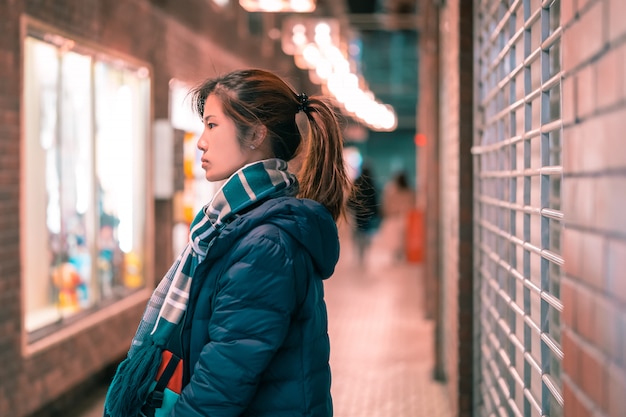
[170,196,339,417]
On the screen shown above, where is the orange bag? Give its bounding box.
[405,209,424,263]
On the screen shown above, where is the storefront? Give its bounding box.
[22,26,152,340]
[0,2,302,415]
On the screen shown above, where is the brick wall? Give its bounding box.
[418,0,444,380]
[561,1,626,417]
[438,0,460,406]
[0,1,300,416]
[439,0,460,412]
[0,1,23,415]
[437,1,474,416]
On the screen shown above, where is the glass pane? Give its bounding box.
[95,62,149,299]
[24,39,95,332]
[23,37,62,331]
[59,51,94,310]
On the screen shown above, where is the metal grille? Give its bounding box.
[473,1,563,416]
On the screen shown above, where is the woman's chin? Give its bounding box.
[205,173,228,183]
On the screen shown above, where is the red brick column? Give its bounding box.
[561,1,626,417]
[435,0,474,415]
[417,0,441,334]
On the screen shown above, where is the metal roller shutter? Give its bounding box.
[473,1,564,416]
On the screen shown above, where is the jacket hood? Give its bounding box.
[205,197,340,279]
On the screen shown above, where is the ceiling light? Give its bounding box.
[239,0,316,13]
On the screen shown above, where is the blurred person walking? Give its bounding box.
[347,163,380,267]
[103,68,349,417]
[381,170,415,261]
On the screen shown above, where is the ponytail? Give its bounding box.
[297,97,350,221]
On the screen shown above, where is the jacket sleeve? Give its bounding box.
[171,227,298,417]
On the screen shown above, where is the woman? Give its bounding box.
[104,69,349,417]
[381,171,415,261]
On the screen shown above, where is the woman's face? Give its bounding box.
[197,94,257,182]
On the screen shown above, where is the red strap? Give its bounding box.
[155,350,183,394]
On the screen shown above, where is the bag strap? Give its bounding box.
[141,353,181,416]
[141,316,185,416]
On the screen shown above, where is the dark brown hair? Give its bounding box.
[190,68,349,220]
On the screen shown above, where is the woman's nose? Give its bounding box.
[197,133,207,151]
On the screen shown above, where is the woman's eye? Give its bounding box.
[206,122,216,129]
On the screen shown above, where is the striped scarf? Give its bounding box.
[104,159,297,417]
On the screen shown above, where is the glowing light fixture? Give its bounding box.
[280,16,398,131]
[239,0,315,12]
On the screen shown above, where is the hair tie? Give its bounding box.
[296,93,310,113]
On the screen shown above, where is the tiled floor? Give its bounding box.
[71,222,452,417]
[327,224,452,417]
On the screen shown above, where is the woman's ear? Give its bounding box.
[250,124,268,148]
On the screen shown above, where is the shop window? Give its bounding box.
[22,32,151,338]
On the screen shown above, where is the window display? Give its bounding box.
[23,33,151,335]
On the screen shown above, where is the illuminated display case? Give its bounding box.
[22,34,151,336]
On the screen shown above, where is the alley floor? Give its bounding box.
[325,222,452,417]
[68,221,452,417]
